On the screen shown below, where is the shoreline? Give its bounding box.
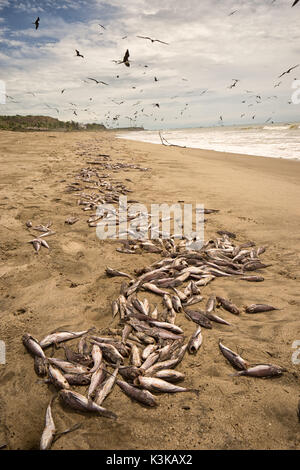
[0,130,299,450]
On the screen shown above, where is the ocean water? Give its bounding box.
[117,124,300,161]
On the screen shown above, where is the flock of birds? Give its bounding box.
[4,2,299,130]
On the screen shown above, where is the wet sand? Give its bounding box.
[0,130,300,450]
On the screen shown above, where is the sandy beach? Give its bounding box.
[0,129,300,450]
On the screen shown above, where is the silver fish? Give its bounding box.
[138,376,199,395]
[40,330,89,349]
[231,364,286,378]
[89,344,102,373]
[48,365,70,390]
[22,334,46,359]
[219,342,248,371]
[48,358,89,375]
[116,380,158,407]
[154,369,185,383]
[59,390,117,419]
[40,397,56,450]
[94,364,119,406]
[188,326,203,354]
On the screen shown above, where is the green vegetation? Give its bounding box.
[0,115,106,131]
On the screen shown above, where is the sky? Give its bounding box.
[0,0,300,129]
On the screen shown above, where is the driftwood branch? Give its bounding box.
[158,132,187,148]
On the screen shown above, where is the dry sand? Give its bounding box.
[0,130,300,450]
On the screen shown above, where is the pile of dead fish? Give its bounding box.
[25,220,56,253]
[22,231,288,450]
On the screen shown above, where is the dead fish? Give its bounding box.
[65,217,79,225]
[243,261,271,271]
[183,295,203,307]
[216,297,240,315]
[205,312,231,326]
[140,352,160,372]
[130,344,142,367]
[144,356,184,376]
[217,230,236,239]
[188,326,203,354]
[22,334,46,359]
[184,309,212,329]
[112,300,119,318]
[64,374,91,386]
[48,358,89,375]
[62,345,92,367]
[149,327,184,341]
[163,294,173,311]
[154,369,185,383]
[105,267,132,279]
[118,366,142,382]
[205,295,216,314]
[89,341,124,364]
[150,306,158,319]
[40,330,89,349]
[116,379,158,407]
[94,364,119,406]
[138,376,199,395]
[90,344,103,373]
[48,365,70,390]
[78,336,90,356]
[26,220,33,228]
[30,239,41,252]
[133,331,156,344]
[245,304,279,314]
[148,320,183,335]
[131,298,148,316]
[40,397,56,450]
[142,283,169,296]
[219,342,248,371]
[194,275,215,286]
[172,287,188,302]
[88,363,107,398]
[59,390,117,419]
[240,275,264,282]
[172,295,182,312]
[142,344,158,361]
[122,324,132,344]
[34,356,48,377]
[231,364,286,378]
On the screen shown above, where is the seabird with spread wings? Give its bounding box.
[87,78,109,85]
[33,17,40,30]
[136,36,169,45]
[278,64,299,78]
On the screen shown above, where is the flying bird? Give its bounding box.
[278,64,299,78]
[61,89,66,94]
[75,50,84,58]
[274,81,282,87]
[87,78,109,85]
[136,36,169,45]
[98,24,106,29]
[292,0,299,6]
[154,77,158,82]
[114,49,130,67]
[228,79,240,89]
[228,10,238,16]
[33,17,40,30]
